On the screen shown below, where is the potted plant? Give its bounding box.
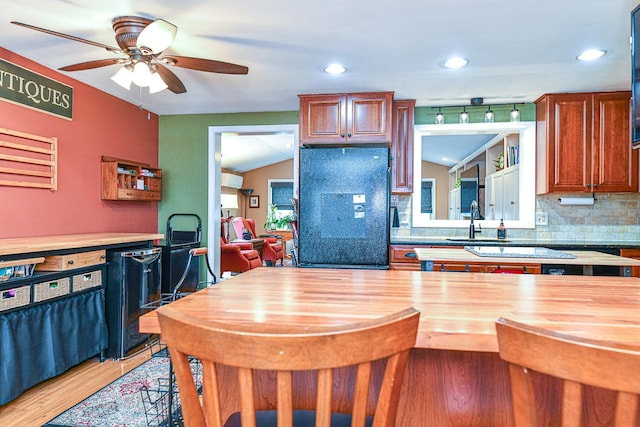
[264,204,295,231]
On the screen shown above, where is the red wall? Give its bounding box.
[0,48,159,238]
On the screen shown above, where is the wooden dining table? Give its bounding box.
[139,267,640,426]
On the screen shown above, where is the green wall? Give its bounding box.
[157,103,535,243]
[158,111,298,245]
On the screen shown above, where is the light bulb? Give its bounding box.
[132,62,152,87]
[111,67,133,90]
[435,110,444,124]
[459,109,469,124]
[485,108,494,123]
[148,72,168,93]
[510,105,520,122]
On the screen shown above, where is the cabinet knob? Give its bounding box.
[340,133,345,137]
[593,183,599,188]
[67,260,74,265]
[586,183,591,188]
[404,252,417,258]
[347,133,352,137]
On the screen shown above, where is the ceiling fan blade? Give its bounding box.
[59,58,124,71]
[155,64,187,94]
[11,21,121,53]
[163,55,248,74]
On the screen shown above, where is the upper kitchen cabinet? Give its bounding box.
[536,91,638,194]
[298,92,393,146]
[391,99,415,194]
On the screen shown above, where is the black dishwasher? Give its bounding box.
[105,247,162,359]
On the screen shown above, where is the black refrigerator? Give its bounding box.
[298,146,389,269]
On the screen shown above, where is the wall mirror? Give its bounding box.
[412,121,536,229]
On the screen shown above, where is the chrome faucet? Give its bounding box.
[469,200,482,239]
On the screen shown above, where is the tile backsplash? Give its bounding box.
[391,193,640,242]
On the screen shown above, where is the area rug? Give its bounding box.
[43,349,197,427]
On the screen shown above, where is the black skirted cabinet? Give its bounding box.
[0,266,108,405]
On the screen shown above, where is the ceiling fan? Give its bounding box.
[11,16,249,94]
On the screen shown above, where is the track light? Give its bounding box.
[510,104,520,122]
[435,107,444,124]
[485,106,494,122]
[459,107,469,124]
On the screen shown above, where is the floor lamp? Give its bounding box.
[239,188,253,219]
[220,193,239,242]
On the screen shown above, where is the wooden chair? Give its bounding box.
[157,306,420,427]
[495,317,640,427]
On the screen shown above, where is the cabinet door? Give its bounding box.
[298,94,347,144]
[539,93,592,192]
[391,100,415,193]
[347,92,393,144]
[502,166,519,220]
[493,172,505,221]
[448,188,460,219]
[592,92,637,192]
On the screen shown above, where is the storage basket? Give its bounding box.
[72,270,102,292]
[33,277,70,302]
[0,286,31,312]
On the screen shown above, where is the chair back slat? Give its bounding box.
[315,368,334,427]
[615,393,639,427]
[352,362,372,426]
[496,317,640,427]
[238,367,257,427]
[276,370,293,427]
[159,306,419,427]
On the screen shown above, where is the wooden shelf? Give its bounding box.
[101,156,162,201]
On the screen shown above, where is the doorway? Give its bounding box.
[207,124,298,277]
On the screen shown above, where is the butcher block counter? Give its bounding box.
[139,268,640,426]
[0,232,163,257]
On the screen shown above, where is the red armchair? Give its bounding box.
[220,237,262,275]
[231,217,284,267]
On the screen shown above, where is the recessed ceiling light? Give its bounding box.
[324,63,346,74]
[576,49,607,61]
[442,57,469,69]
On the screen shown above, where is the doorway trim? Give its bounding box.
[207,124,299,277]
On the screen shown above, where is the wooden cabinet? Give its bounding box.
[620,249,640,277]
[298,92,393,145]
[390,244,541,273]
[101,156,162,201]
[535,91,638,194]
[391,99,415,194]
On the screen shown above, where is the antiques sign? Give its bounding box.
[0,58,73,120]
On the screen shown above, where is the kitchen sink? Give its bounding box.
[446,238,510,243]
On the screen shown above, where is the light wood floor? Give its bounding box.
[0,344,155,427]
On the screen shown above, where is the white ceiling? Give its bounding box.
[1,0,634,170]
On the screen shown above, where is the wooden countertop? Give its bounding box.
[414,247,640,266]
[139,267,640,353]
[0,232,164,256]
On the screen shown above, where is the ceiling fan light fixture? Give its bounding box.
[132,61,152,87]
[148,71,168,93]
[111,66,133,90]
[136,19,177,54]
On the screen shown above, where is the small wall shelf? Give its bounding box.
[101,156,162,201]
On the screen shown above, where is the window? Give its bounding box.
[269,179,294,213]
[421,179,435,215]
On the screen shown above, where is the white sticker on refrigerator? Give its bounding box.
[353,194,365,204]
